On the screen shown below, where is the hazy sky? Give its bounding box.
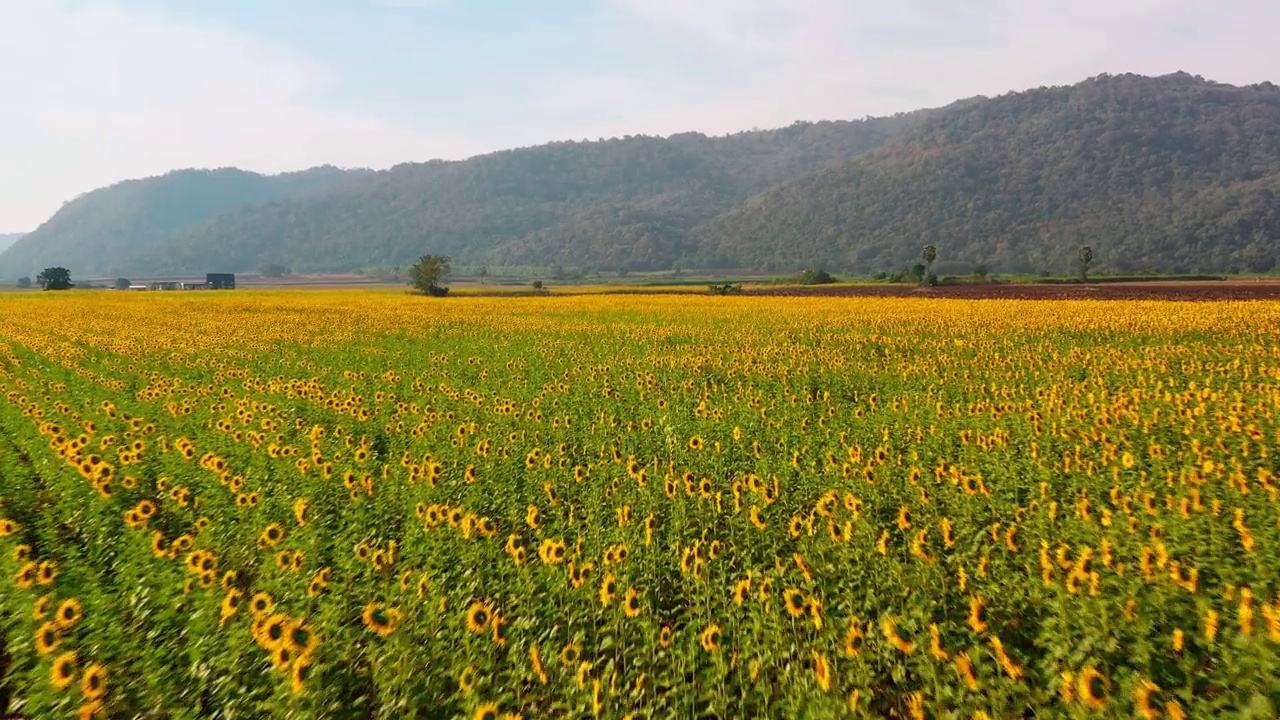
[2,0,1277,232]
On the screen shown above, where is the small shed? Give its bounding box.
[206,273,236,290]
[151,281,181,291]
[127,284,148,291]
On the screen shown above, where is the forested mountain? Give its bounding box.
[0,167,364,278]
[133,116,922,275]
[0,233,22,254]
[4,72,1279,277]
[700,72,1280,274]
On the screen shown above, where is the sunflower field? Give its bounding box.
[1,290,1279,719]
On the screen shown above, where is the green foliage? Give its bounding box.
[36,267,73,290]
[1,119,919,277]
[114,278,131,290]
[531,280,544,290]
[259,263,290,278]
[796,268,836,285]
[0,167,360,279]
[1078,245,1095,282]
[922,244,937,266]
[702,73,1280,274]
[15,276,30,289]
[408,255,451,296]
[7,74,1280,277]
[707,282,744,294]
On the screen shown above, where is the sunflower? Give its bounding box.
[474,703,499,720]
[34,594,53,621]
[1132,678,1163,719]
[989,636,1023,679]
[599,573,617,607]
[458,664,477,694]
[1077,667,1109,710]
[530,642,549,684]
[560,642,581,668]
[77,700,104,720]
[687,435,704,451]
[659,625,673,649]
[249,592,274,617]
[491,613,508,645]
[466,601,492,633]
[783,588,807,617]
[220,589,242,625]
[51,650,78,689]
[80,661,106,696]
[49,594,83,627]
[1203,608,1219,640]
[258,613,290,650]
[968,595,988,633]
[362,603,403,637]
[928,624,949,660]
[953,652,978,690]
[36,560,58,586]
[880,616,914,654]
[294,498,311,526]
[257,522,287,548]
[35,622,61,655]
[288,621,316,655]
[272,644,294,671]
[623,587,641,618]
[810,650,831,692]
[290,654,311,695]
[700,624,721,652]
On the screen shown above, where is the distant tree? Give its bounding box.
[1078,245,1095,282]
[478,266,488,284]
[532,280,544,290]
[114,277,131,290]
[392,265,401,282]
[798,268,836,284]
[259,262,290,278]
[36,267,74,290]
[922,245,938,285]
[408,255,451,296]
[16,276,31,289]
[971,263,991,280]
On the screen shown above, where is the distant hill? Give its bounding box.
[0,233,22,254]
[4,72,1280,278]
[699,72,1280,274]
[165,117,935,275]
[0,166,365,279]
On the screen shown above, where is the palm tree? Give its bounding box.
[1078,246,1094,282]
[922,245,938,285]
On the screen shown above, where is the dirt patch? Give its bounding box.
[748,280,1280,301]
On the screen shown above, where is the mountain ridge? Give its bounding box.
[4,72,1279,278]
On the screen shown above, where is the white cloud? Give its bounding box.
[591,0,1280,132]
[2,0,1277,232]
[0,1,481,231]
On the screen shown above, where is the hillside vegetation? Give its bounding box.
[3,73,1279,277]
[700,72,1280,274]
[129,117,918,276]
[0,167,362,278]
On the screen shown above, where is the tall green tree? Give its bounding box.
[16,276,31,289]
[36,267,74,290]
[408,255,451,296]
